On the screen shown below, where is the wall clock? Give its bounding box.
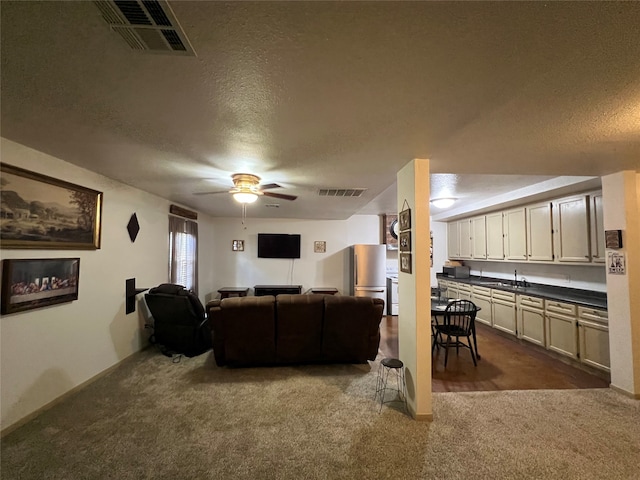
[389,219,399,239]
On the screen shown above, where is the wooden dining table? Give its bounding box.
[431,297,481,360]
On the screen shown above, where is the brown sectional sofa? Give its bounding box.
[207,294,384,367]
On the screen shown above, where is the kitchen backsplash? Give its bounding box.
[464,260,607,292]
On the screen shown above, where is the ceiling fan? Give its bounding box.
[194,173,297,203]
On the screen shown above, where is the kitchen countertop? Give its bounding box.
[436,274,607,310]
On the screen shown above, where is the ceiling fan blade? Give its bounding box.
[193,190,229,196]
[259,183,281,190]
[263,191,297,201]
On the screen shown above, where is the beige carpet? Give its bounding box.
[2,348,639,480]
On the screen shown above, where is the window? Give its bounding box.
[169,216,198,293]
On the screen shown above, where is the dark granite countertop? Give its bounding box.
[436,274,607,310]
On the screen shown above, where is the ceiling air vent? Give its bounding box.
[318,188,367,198]
[94,0,196,55]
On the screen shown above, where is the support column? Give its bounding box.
[601,171,640,398]
[397,159,432,420]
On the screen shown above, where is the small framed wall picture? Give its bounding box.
[232,240,244,251]
[314,241,326,253]
[399,231,411,252]
[399,208,411,231]
[400,253,412,274]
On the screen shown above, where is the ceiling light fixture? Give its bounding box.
[430,197,457,209]
[233,192,259,204]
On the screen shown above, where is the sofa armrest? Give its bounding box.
[322,295,384,363]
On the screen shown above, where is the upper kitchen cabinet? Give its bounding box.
[458,219,473,259]
[447,221,460,258]
[504,207,527,261]
[486,212,505,260]
[445,190,604,265]
[589,192,605,263]
[553,195,590,262]
[472,216,487,259]
[448,219,472,259]
[526,201,554,261]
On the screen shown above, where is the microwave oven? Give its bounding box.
[443,266,470,278]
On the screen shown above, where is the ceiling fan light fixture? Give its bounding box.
[430,197,457,209]
[233,192,259,204]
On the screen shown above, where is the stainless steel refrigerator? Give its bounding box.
[350,244,387,303]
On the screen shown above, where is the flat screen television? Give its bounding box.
[257,233,301,259]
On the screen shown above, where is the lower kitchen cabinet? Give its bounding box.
[437,278,610,373]
[518,294,546,347]
[578,307,610,372]
[545,300,578,359]
[457,283,472,301]
[492,290,517,335]
[472,286,492,327]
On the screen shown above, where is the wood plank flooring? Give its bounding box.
[379,315,610,392]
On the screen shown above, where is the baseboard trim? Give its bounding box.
[414,413,433,422]
[1,347,149,438]
[609,384,640,400]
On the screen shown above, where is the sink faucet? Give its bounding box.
[514,270,518,286]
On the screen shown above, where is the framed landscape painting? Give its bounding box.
[1,258,80,314]
[0,164,103,249]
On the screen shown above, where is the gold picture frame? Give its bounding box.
[1,164,103,249]
[314,241,326,253]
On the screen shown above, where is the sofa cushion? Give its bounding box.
[211,295,277,366]
[276,294,324,364]
[322,296,384,362]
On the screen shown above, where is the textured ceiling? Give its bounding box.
[1,1,639,219]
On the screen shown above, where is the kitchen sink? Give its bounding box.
[480,281,525,289]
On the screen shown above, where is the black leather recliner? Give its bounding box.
[144,283,212,357]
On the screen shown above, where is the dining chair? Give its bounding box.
[433,299,478,367]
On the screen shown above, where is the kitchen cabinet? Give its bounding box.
[553,195,590,262]
[492,290,517,335]
[590,192,605,263]
[447,222,459,258]
[472,216,487,259]
[545,300,578,359]
[472,285,492,326]
[458,219,472,259]
[457,283,472,301]
[527,202,554,261]
[446,189,604,265]
[578,307,610,372]
[437,279,457,299]
[486,212,505,260]
[504,207,527,261]
[517,294,545,347]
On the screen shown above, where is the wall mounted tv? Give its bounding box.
[257,233,301,259]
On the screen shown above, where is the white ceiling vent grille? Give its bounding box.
[94,0,196,55]
[318,188,367,198]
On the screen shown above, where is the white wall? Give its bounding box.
[430,220,448,285]
[0,138,216,431]
[397,159,432,420]
[602,171,640,396]
[208,215,380,297]
[463,261,607,292]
